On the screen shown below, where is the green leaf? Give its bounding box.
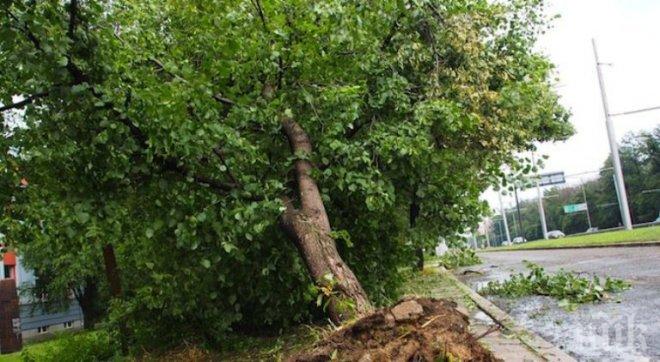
[76,212,90,224]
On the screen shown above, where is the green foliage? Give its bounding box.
[437,249,483,269]
[1,0,571,349]
[20,331,118,362]
[481,262,631,310]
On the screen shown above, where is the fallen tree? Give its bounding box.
[1,0,572,346]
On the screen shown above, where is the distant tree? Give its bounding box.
[496,125,659,239]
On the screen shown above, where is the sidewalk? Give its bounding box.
[406,266,575,361]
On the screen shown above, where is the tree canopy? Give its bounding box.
[1,0,572,347]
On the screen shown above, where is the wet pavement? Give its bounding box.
[458,246,660,361]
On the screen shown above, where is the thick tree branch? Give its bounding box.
[250,0,269,32]
[65,0,87,84]
[6,10,42,51]
[0,91,49,112]
[67,0,78,39]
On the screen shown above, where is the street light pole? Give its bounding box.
[537,182,548,239]
[581,184,593,229]
[514,186,523,237]
[498,192,512,244]
[592,38,633,230]
[532,153,548,239]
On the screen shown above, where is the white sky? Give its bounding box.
[482,0,660,210]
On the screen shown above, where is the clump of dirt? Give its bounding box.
[288,297,498,362]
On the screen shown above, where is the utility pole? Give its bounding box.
[592,39,633,230]
[581,184,593,229]
[536,182,548,239]
[513,185,523,237]
[484,224,491,248]
[498,192,511,244]
[532,153,548,239]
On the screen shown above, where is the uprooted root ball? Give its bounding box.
[288,297,498,362]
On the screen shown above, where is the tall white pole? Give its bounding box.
[537,182,548,239]
[498,192,511,244]
[532,152,548,239]
[485,224,491,248]
[592,39,633,230]
[581,183,593,229]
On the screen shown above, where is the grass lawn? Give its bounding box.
[485,225,660,251]
[0,337,60,362]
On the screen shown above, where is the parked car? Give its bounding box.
[501,240,512,246]
[547,230,565,239]
[512,236,527,244]
[585,227,599,233]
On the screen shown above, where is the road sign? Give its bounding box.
[539,172,566,187]
[563,203,588,214]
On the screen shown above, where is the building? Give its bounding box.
[0,251,84,341]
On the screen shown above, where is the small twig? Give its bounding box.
[474,325,501,341]
[421,314,442,328]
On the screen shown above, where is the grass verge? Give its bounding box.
[485,225,660,251]
[0,270,470,362]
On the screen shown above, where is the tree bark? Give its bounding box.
[280,117,372,323]
[101,244,128,355]
[102,244,123,298]
[75,277,100,330]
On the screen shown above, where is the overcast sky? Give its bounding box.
[482,0,660,210]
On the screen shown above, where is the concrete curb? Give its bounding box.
[482,240,660,253]
[442,270,576,362]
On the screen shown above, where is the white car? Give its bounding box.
[585,227,599,233]
[512,237,527,244]
[547,230,565,239]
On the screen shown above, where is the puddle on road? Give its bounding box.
[502,296,652,361]
[459,271,655,361]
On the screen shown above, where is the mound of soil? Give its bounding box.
[288,297,498,362]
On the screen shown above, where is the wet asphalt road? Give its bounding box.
[458,246,660,361]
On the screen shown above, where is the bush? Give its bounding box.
[21,330,118,362]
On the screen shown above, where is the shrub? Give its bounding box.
[21,330,118,362]
[437,249,482,269]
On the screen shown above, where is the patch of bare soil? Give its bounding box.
[288,297,498,362]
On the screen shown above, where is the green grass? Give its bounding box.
[486,226,660,251]
[0,336,64,362]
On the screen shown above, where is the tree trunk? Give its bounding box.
[102,244,123,298]
[101,244,128,355]
[280,117,372,323]
[76,277,100,330]
[410,193,424,271]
